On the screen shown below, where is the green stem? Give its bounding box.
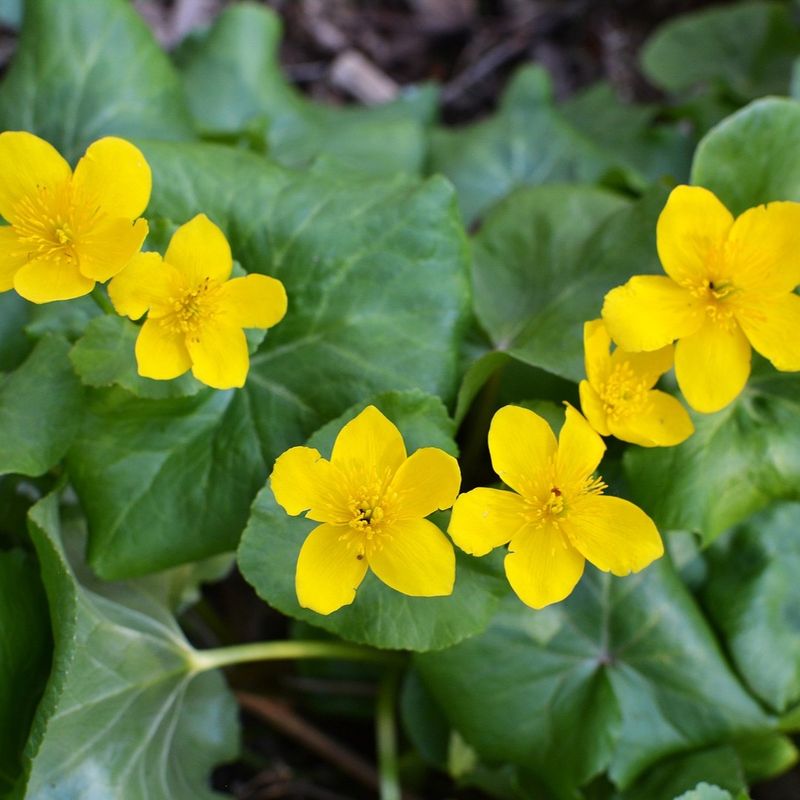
[190,640,403,673]
[90,285,115,315]
[376,669,402,800]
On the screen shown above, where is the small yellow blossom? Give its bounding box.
[0,131,150,303]
[109,214,287,390]
[602,185,800,413]
[448,404,663,610]
[270,405,461,615]
[579,319,693,447]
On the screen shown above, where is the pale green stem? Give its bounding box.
[190,640,403,674]
[90,285,115,315]
[376,669,402,800]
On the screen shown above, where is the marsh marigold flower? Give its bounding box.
[0,131,150,303]
[579,319,693,447]
[109,213,286,390]
[270,405,461,615]
[602,185,800,413]
[448,404,663,610]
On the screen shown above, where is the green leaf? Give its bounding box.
[673,783,740,800]
[414,561,772,797]
[0,336,83,477]
[472,183,661,382]
[68,141,469,579]
[16,493,239,799]
[691,97,800,215]
[0,293,32,372]
[238,391,507,652]
[429,67,633,222]
[641,2,799,99]
[70,315,202,399]
[0,548,51,794]
[177,4,434,176]
[0,0,194,161]
[624,369,800,546]
[703,503,800,712]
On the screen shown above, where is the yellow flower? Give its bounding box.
[0,131,150,303]
[602,185,800,413]
[270,405,461,615]
[579,319,693,447]
[109,214,287,390]
[448,404,663,610]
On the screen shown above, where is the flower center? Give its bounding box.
[339,468,398,557]
[685,278,738,329]
[599,361,649,422]
[162,277,220,338]
[523,467,607,529]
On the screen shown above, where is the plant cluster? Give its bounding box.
[2,2,800,800]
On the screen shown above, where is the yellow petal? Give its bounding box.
[556,404,605,488]
[389,447,461,520]
[504,523,585,610]
[108,251,178,320]
[135,318,192,380]
[217,274,287,329]
[367,518,455,597]
[726,201,800,294]
[656,185,733,285]
[0,131,71,224]
[610,344,674,390]
[562,495,663,576]
[76,217,148,282]
[330,405,407,477]
[164,214,232,285]
[187,321,249,390]
[602,275,703,352]
[488,405,557,498]
[72,137,152,219]
[579,380,611,437]
[609,390,694,447]
[447,487,527,556]
[0,226,29,291]
[270,446,326,516]
[584,318,612,386]
[675,318,751,413]
[296,523,369,615]
[736,293,800,372]
[13,257,94,303]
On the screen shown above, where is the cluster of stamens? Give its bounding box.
[162,277,218,338]
[599,361,649,421]
[686,277,738,329]
[522,464,607,529]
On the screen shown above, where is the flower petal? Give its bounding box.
[389,447,461,520]
[609,390,694,447]
[187,321,249,390]
[331,405,407,477]
[556,404,605,488]
[726,201,800,294]
[0,226,29,291]
[736,292,800,371]
[164,214,232,285]
[504,523,585,609]
[270,446,327,516]
[13,257,94,303]
[135,318,192,380]
[217,274,288,329]
[76,217,148,282]
[656,185,733,285]
[0,131,71,224]
[602,275,703,352]
[562,495,663,576]
[368,518,455,597]
[448,487,527,556]
[108,251,179,320]
[72,137,152,219]
[488,405,557,498]
[610,344,674,390]
[584,318,612,386]
[579,380,611,437]
[296,523,369,615]
[675,319,751,413]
